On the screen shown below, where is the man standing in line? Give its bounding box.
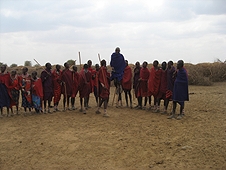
[168,60,189,120]
[136,61,149,110]
[93,64,100,106]
[110,47,125,107]
[122,60,132,108]
[61,62,73,111]
[155,62,167,113]
[165,61,176,114]
[19,67,32,115]
[148,60,162,110]
[0,64,10,117]
[41,62,53,113]
[52,64,62,112]
[96,60,110,117]
[133,62,141,108]
[79,64,92,114]
[71,65,79,110]
[8,70,20,115]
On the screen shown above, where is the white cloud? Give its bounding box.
[0,0,226,66]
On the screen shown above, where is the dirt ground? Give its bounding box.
[0,82,225,170]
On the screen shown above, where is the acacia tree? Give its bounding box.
[24,61,32,67]
[10,63,18,68]
[67,59,76,66]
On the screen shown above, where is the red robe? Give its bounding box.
[19,74,32,103]
[8,75,20,107]
[79,70,92,98]
[148,67,162,97]
[32,78,43,99]
[122,66,132,90]
[137,67,149,97]
[88,67,95,92]
[0,72,10,108]
[98,67,110,99]
[72,71,79,98]
[159,69,167,93]
[61,69,73,97]
[52,70,62,104]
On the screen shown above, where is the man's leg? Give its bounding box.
[96,98,104,114]
[128,90,132,108]
[43,100,47,113]
[124,90,128,107]
[168,101,177,119]
[103,99,109,117]
[71,97,75,109]
[79,98,83,112]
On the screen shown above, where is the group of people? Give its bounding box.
[0,47,189,119]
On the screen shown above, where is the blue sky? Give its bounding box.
[0,0,226,66]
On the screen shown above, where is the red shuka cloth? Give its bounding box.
[72,72,79,98]
[19,74,32,103]
[0,72,10,86]
[79,70,92,98]
[61,69,73,97]
[122,66,132,90]
[88,67,95,92]
[148,67,162,97]
[159,69,167,93]
[52,70,62,104]
[137,67,149,97]
[98,67,110,99]
[8,75,20,107]
[32,78,43,99]
[93,70,98,87]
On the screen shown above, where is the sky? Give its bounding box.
[0,0,226,66]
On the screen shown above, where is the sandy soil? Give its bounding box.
[0,82,225,170]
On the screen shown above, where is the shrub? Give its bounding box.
[24,61,32,67]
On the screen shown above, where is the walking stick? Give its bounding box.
[112,87,117,106]
[78,52,82,72]
[33,59,45,71]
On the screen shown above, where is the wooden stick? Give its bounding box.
[33,59,45,71]
[78,52,82,71]
[98,53,107,87]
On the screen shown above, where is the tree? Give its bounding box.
[24,61,32,67]
[67,59,76,66]
[10,63,18,68]
[0,62,3,67]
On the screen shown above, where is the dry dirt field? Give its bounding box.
[0,82,226,170]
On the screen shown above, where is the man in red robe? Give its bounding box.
[8,70,20,115]
[79,64,92,114]
[93,64,100,106]
[96,60,110,117]
[19,67,32,114]
[136,61,149,109]
[71,65,79,110]
[87,60,96,108]
[52,64,62,112]
[0,64,10,117]
[155,62,167,113]
[31,71,43,113]
[61,62,73,111]
[122,60,132,108]
[41,62,53,113]
[148,60,162,110]
[133,62,141,108]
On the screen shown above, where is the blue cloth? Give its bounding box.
[172,68,189,102]
[32,94,41,111]
[0,83,10,108]
[110,52,125,81]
